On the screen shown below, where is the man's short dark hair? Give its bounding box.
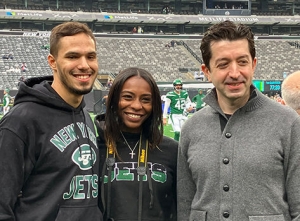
[200,20,255,70]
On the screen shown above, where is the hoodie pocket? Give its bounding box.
[189,210,207,221]
[55,205,102,221]
[249,214,285,221]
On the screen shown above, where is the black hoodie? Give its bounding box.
[0,76,102,221]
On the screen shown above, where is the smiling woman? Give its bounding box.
[117,75,153,133]
[94,67,178,221]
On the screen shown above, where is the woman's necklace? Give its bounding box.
[120,131,139,159]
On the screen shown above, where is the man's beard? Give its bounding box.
[58,68,95,95]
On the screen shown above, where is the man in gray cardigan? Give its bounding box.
[177,20,300,221]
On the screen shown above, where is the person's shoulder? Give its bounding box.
[13,102,57,121]
[273,102,299,117]
[254,94,299,121]
[181,90,189,95]
[166,90,175,95]
[161,136,178,146]
[157,136,178,154]
[262,96,294,114]
[166,91,176,97]
[183,110,207,126]
[0,104,38,129]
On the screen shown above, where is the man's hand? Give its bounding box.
[187,106,194,113]
[163,117,167,126]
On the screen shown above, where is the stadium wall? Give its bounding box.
[2,29,300,41]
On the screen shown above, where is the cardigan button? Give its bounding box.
[223,158,229,164]
[225,132,232,138]
[223,211,230,218]
[223,185,230,192]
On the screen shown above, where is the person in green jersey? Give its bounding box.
[163,79,192,141]
[2,88,11,115]
[192,89,206,111]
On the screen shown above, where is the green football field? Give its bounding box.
[0,113,175,139]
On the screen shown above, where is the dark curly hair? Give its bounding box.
[200,20,255,70]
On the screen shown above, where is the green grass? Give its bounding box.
[163,123,175,139]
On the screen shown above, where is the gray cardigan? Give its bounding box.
[177,87,300,221]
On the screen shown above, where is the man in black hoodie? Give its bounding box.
[0,22,103,221]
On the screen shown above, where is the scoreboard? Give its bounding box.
[203,0,251,16]
[252,80,282,92]
[264,80,281,92]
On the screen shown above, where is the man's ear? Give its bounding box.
[47,54,57,71]
[201,64,211,82]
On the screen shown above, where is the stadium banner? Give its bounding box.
[1,9,300,26]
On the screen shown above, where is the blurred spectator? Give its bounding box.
[2,53,13,59]
[19,75,25,82]
[170,40,176,47]
[192,89,206,111]
[18,75,25,88]
[165,40,176,48]
[107,79,113,89]
[162,5,171,14]
[41,44,50,50]
[194,71,205,81]
[137,26,143,34]
[132,27,137,33]
[20,62,28,72]
[274,93,283,104]
[283,72,287,79]
[101,94,108,114]
[3,88,11,115]
[161,95,170,114]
